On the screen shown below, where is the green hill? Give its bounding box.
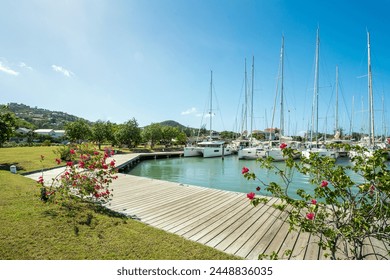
[6,102,91,129]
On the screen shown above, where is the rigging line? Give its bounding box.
[211,81,226,132]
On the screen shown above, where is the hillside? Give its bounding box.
[6,103,91,129]
[4,103,193,132]
[158,120,187,130]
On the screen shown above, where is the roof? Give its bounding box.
[34,129,54,133]
[16,127,31,133]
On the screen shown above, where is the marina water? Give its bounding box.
[127,155,366,199]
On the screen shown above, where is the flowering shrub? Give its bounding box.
[243,144,390,260]
[37,143,118,205]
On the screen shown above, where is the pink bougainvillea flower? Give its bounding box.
[321,180,328,188]
[79,161,85,168]
[256,186,261,192]
[242,166,249,174]
[37,176,44,184]
[306,212,315,220]
[311,199,317,205]
[55,158,61,165]
[280,143,287,149]
[247,192,255,200]
[70,149,75,155]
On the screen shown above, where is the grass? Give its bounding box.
[0,146,63,173]
[0,146,241,260]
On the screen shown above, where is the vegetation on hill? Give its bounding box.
[6,102,91,129]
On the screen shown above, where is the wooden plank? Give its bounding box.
[203,198,279,248]
[304,234,321,260]
[181,198,249,240]
[289,230,311,260]
[244,210,289,259]
[162,193,242,232]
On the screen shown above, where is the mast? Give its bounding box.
[350,96,354,138]
[209,70,213,138]
[367,31,375,145]
[311,28,320,145]
[270,36,285,142]
[335,65,339,134]
[280,35,285,138]
[250,56,255,143]
[244,59,248,136]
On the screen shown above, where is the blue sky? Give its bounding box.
[1,0,389,136]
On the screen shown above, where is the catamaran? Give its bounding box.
[301,28,339,159]
[183,71,233,158]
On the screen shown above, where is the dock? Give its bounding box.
[25,152,389,260]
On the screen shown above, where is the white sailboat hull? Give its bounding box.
[301,148,339,159]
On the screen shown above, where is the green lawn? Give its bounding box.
[0,146,63,173]
[0,146,240,260]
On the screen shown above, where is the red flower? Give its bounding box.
[110,160,116,167]
[94,151,99,155]
[306,212,315,220]
[311,199,317,205]
[242,166,249,174]
[55,158,61,165]
[256,186,261,191]
[66,161,73,167]
[321,180,328,188]
[37,176,44,184]
[102,164,108,170]
[280,143,287,149]
[247,192,255,200]
[79,161,85,168]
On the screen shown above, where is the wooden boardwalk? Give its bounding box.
[25,152,389,260]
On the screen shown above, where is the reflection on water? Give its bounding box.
[127,155,388,200]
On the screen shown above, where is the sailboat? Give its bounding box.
[183,71,233,158]
[349,31,378,159]
[239,37,301,160]
[237,57,266,159]
[301,28,339,159]
[264,36,302,161]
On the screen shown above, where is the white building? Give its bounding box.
[34,129,55,137]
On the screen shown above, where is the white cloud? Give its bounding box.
[19,62,33,71]
[181,107,197,115]
[0,62,19,76]
[52,64,74,77]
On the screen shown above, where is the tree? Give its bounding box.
[115,118,141,148]
[142,123,163,149]
[91,120,108,150]
[0,105,17,147]
[65,120,92,143]
[175,131,187,145]
[161,126,179,147]
[243,144,390,260]
[105,121,118,147]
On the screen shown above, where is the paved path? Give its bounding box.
[25,153,389,260]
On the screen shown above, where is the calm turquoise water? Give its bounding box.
[127,155,349,199]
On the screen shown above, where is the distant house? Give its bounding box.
[33,129,66,139]
[34,129,55,137]
[53,130,65,138]
[15,127,32,135]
